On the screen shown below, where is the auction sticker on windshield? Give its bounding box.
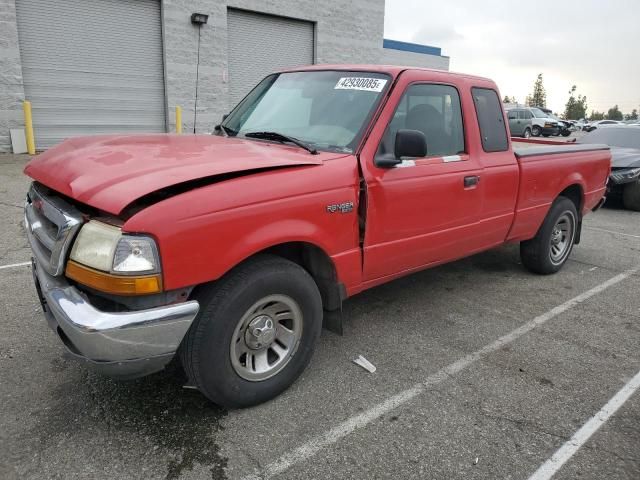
[335,77,387,92]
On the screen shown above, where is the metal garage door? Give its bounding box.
[227,9,314,109]
[15,0,166,150]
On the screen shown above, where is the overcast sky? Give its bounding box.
[384,0,640,116]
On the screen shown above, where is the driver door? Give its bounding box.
[359,75,484,282]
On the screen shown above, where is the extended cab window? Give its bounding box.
[472,88,508,152]
[377,83,465,158]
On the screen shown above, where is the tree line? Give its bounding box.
[502,74,638,121]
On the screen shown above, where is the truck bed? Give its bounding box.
[513,142,610,158]
[507,140,611,243]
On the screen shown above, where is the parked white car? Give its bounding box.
[585,120,621,132]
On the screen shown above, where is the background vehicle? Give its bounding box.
[551,115,572,136]
[506,108,533,138]
[24,66,610,408]
[534,107,572,137]
[578,125,640,210]
[585,120,620,132]
[573,119,589,130]
[528,107,560,137]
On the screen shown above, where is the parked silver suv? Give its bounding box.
[506,108,533,138]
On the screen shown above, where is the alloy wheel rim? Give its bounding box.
[549,212,575,265]
[230,294,303,381]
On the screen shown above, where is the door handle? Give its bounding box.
[464,175,480,187]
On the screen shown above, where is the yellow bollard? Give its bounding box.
[175,106,182,134]
[23,101,36,154]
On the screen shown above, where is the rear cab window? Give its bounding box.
[472,87,509,152]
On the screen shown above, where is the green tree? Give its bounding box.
[590,110,605,121]
[624,109,638,120]
[563,85,588,120]
[528,74,547,108]
[503,95,514,103]
[606,105,623,120]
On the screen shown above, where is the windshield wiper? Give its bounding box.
[244,131,318,155]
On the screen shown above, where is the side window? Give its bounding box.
[518,110,527,120]
[377,83,465,158]
[507,110,517,120]
[525,110,533,120]
[472,88,508,152]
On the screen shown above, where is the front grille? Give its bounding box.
[25,183,83,276]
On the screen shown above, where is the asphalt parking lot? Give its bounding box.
[1,153,638,480]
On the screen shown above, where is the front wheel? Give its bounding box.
[531,125,542,137]
[520,197,578,274]
[180,255,323,408]
[561,130,571,137]
[623,180,640,211]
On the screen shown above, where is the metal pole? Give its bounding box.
[175,106,182,134]
[23,101,35,154]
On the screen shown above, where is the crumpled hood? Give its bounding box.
[24,134,333,215]
[609,146,640,169]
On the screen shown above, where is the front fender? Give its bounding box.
[123,159,361,290]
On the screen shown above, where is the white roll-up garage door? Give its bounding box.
[16,0,166,150]
[227,9,314,109]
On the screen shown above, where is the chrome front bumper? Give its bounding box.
[32,258,199,379]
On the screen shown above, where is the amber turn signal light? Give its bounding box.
[65,260,163,296]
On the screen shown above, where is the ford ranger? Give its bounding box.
[24,65,611,407]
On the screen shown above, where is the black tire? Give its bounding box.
[561,130,571,137]
[531,125,542,137]
[520,197,578,274]
[623,180,640,211]
[523,127,532,139]
[180,255,323,408]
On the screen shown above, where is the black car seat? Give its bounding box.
[405,103,451,156]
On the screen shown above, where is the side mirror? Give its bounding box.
[214,114,230,133]
[395,129,427,160]
[375,129,427,168]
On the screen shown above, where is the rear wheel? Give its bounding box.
[520,197,578,274]
[523,127,532,138]
[561,130,571,137]
[531,125,542,137]
[623,180,640,211]
[180,255,323,408]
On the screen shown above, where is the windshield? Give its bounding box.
[579,127,640,149]
[529,108,548,118]
[221,71,390,153]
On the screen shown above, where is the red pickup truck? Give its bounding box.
[24,65,610,407]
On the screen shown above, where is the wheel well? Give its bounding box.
[559,184,583,214]
[261,242,344,311]
[558,184,584,244]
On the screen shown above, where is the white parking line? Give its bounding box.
[0,261,31,270]
[585,226,640,239]
[241,267,638,480]
[527,369,640,480]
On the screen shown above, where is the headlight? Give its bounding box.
[67,221,162,295]
[69,221,120,272]
[610,167,640,184]
[113,236,160,273]
[70,221,160,274]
